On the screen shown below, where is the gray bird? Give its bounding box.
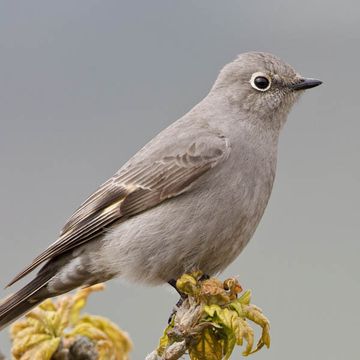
[0,52,321,329]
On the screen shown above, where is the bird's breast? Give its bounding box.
[192,138,277,274]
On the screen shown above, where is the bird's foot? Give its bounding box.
[168,278,189,299]
[167,274,210,324]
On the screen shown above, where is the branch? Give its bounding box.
[146,272,270,360]
[52,336,98,360]
[145,341,187,360]
[5,273,270,360]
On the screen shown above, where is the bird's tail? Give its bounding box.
[0,271,54,330]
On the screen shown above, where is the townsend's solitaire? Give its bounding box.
[0,52,321,328]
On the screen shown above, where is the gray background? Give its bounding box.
[0,1,359,359]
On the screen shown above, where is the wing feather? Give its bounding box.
[7,133,230,287]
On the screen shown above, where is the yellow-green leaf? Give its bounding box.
[16,337,60,360]
[11,334,60,360]
[10,283,131,360]
[189,327,224,360]
[65,284,105,326]
[176,274,200,296]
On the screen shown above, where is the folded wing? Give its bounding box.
[7,133,230,287]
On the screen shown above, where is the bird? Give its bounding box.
[0,52,322,329]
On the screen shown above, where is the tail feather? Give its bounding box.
[0,271,53,330]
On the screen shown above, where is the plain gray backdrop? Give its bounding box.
[0,1,359,359]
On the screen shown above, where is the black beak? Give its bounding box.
[290,78,322,90]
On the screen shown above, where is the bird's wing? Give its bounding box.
[7,132,230,287]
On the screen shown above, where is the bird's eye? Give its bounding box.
[250,72,271,92]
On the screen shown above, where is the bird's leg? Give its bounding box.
[198,273,210,281]
[167,279,188,324]
[167,274,210,323]
[168,279,184,297]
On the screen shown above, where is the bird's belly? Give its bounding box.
[93,163,274,285]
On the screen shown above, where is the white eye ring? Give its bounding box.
[250,72,271,92]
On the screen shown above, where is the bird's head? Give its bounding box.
[211,52,322,129]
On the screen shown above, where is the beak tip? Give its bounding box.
[291,78,323,90]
